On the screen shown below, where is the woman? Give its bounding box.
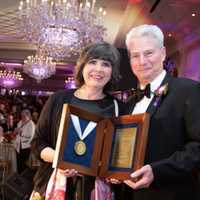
[31,42,122,199]
[15,109,35,173]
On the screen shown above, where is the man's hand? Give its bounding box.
[124,165,154,189]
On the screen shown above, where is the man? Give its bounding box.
[123,24,200,200]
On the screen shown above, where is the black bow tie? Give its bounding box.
[136,84,151,102]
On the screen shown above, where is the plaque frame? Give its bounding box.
[99,113,150,180]
[53,104,150,180]
[53,103,105,177]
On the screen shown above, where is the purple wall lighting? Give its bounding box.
[0,70,23,88]
[65,77,76,89]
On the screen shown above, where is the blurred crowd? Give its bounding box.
[0,93,48,173]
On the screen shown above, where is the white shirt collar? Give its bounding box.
[132,70,167,115]
[149,70,166,92]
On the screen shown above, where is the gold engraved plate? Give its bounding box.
[111,127,137,168]
[74,140,86,156]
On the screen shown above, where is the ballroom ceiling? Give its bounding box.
[0,0,200,91]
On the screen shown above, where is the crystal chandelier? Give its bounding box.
[18,0,107,59]
[23,48,56,83]
[0,69,23,88]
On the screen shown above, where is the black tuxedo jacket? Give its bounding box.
[123,73,200,200]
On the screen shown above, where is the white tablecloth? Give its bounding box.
[0,142,17,173]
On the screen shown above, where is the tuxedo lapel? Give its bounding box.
[126,95,137,114]
[146,73,173,116]
[146,95,158,115]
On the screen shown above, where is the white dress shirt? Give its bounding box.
[132,70,166,114]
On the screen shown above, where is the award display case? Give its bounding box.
[53,104,150,180]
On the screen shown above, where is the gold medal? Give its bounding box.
[74,140,86,156]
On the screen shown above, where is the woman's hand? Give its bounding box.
[106,178,122,184]
[59,169,78,177]
[40,147,55,163]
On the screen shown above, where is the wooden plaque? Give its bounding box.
[99,113,150,180]
[53,104,150,179]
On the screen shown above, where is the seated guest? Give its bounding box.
[0,126,4,143]
[0,112,6,126]
[2,113,17,134]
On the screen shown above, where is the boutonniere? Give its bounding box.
[153,83,168,107]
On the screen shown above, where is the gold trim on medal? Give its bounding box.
[74,140,86,156]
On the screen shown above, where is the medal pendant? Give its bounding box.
[74,140,86,156]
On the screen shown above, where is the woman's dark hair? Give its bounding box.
[74,42,121,92]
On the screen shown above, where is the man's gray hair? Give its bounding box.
[125,24,164,50]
